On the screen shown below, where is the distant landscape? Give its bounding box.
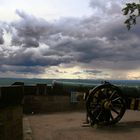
[0,78,140,86]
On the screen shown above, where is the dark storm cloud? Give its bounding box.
[0,65,44,74]
[49,35,140,63]
[0,28,4,44]
[0,47,73,67]
[10,10,54,48]
[84,69,102,74]
[11,10,81,48]
[73,69,102,75]
[0,0,140,76]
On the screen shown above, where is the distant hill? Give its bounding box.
[0,78,140,86]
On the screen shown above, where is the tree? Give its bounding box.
[122,1,140,30]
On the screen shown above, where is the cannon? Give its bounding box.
[53,80,140,126]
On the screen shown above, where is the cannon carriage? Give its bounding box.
[53,80,140,126]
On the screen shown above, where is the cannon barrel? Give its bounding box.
[53,80,140,98]
[52,80,97,93]
[120,86,140,98]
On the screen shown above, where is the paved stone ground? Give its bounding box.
[23,111,140,140]
[23,117,33,140]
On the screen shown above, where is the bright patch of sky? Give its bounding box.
[0,0,92,21]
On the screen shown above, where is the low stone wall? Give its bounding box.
[0,106,23,140]
[0,86,24,140]
[23,84,86,114]
[23,94,85,114]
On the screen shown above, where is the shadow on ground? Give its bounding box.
[94,121,140,133]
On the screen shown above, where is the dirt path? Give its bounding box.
[26,111,140,140]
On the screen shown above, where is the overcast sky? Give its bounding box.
[0,0,140,80]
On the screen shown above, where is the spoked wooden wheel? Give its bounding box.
[86,83,126,126]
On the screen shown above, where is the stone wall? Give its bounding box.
[0,106,23,140]
[0,86,24,140]
[23,94,85,114]
[23,84,86,114]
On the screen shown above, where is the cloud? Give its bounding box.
[0,65,45,74]
[10,10,56,48]
[89,0,122,16]
[0,1,140,79]
[84,69,102,74]
[0,26,4,44]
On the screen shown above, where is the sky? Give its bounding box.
[0,0,140,80]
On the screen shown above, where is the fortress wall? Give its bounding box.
[0,106,23,140]
[23,84,86,114]
[0,86,24,140]
[23,94,85,114]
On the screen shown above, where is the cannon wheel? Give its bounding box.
[86,83,126,126]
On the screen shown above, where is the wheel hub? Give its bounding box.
[104,100,112,109]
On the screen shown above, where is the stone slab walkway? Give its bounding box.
[23,111,140,140]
